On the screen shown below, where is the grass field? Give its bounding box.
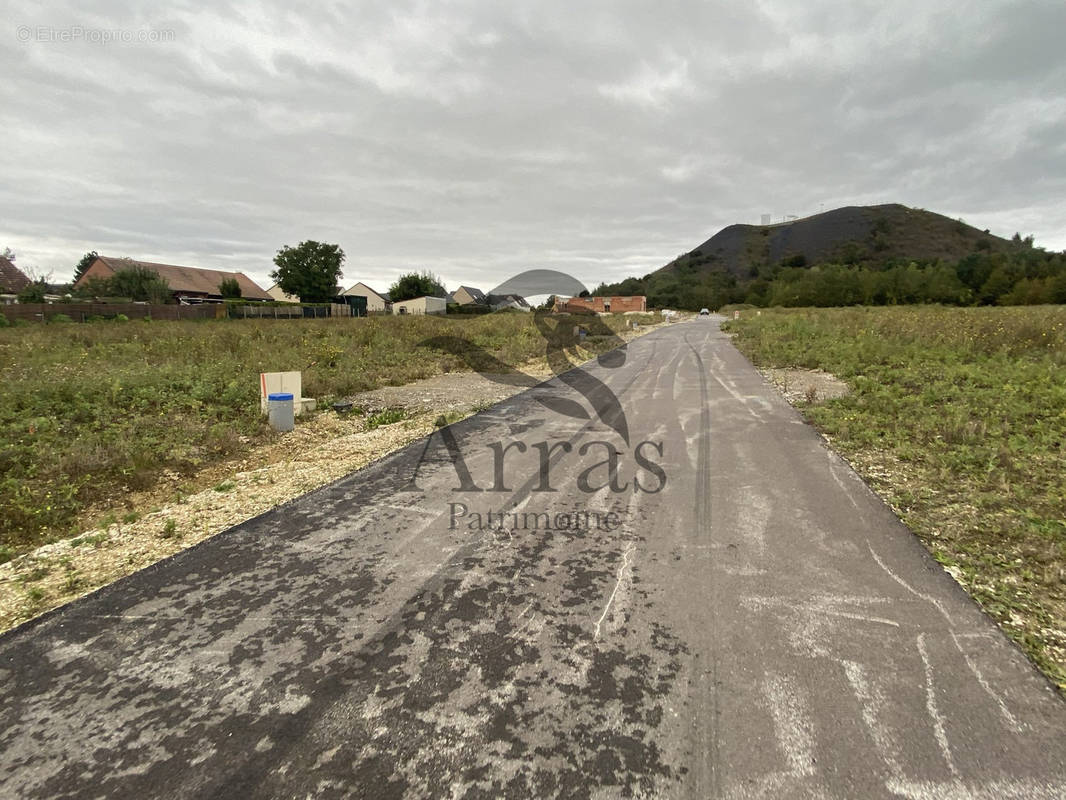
[0,312,654,555]
[724,305,1066,690]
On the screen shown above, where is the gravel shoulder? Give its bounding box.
[758,366,850,405]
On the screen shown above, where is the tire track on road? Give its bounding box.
[683,327,721,799]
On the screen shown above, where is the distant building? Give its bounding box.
[266,282,300,303]
[450,285,488,306]
[73,255,271,302]
[0,255,31,298]
[392,295,447,316]
[556,295,646,314]
[342,282,391,312]
[488,293,531,311]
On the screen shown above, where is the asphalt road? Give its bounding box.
[2,318,1065,799]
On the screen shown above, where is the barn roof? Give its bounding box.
[90,256,271,299]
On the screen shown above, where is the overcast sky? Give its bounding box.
[3,1,1065,292]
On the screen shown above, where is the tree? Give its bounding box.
[980,265,1019,305]
[219,277,242,299]
[17,279,48,304]
[14,263,52,303]
[74,251,98,282]
[271,241,345,303]
[107,266,173,303]
[387,270,446,302]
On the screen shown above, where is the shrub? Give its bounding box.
[219,277,242,299]
[0,312,8,328]
[17,280,48,304]
[114,314,129,322]
[108,266,172,304]
[49,314,73,324]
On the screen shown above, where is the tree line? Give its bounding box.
[593,242,1066,310]
[10,241,447,306]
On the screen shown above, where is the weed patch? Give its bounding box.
[366,408,406,429]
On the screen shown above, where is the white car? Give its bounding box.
[699,308,710,316]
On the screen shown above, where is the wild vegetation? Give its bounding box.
[724,305,1066,689]
[598,241,1066,311]
[0,311,653,555]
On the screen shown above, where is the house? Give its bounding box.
[342,282,391,313]
[266,283,300,303]
[73,256,272,302]
[0,255,31,300]
[392,295,447,315]
[488,293,531,311]
[450,285,488,306]
[556,295,647,314]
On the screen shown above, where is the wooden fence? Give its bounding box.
[2,302,361,324]
[227,303,353,319]
[0,303,219,323]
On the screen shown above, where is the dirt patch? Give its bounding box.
[351,372,546,415]
[349,319,669,414]
[759,367,849,405]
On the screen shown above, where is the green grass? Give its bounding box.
[0,312,653,551]
[68,532,108,549]
[725,305,1066,689]
[365,408,406,429]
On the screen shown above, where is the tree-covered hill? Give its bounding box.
[593,204,1063,309]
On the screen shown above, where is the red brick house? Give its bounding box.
[556,295,647,313]
[73,255,271,302]
[0,255,31,295]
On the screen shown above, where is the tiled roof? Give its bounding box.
[456,285,488,303]
[488,293,530,308]
[93,256,271,300]
[0,256,31,293]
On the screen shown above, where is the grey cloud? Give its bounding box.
[2,0,1064,292]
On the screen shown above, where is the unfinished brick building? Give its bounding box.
[556,295,647,313]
